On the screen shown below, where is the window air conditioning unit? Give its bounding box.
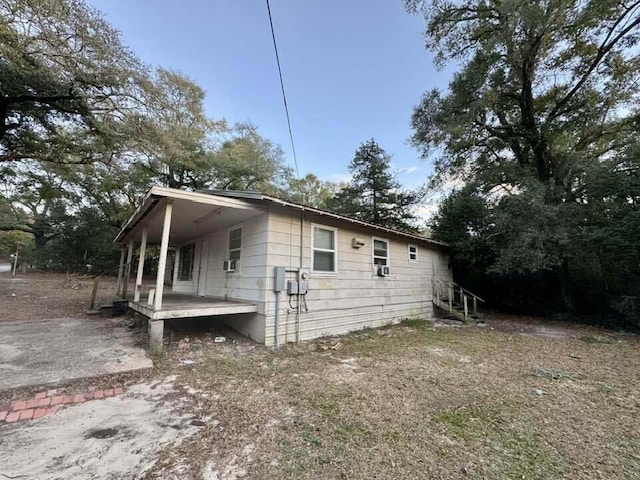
[377,265,390,277]
[223,260,237,272]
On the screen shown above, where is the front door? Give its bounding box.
[196,238,209,296]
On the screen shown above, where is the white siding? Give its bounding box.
[171,213,270,343]
[262,207,452,346]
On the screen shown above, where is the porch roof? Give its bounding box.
[114,186,264,245]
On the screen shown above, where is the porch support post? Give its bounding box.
[134,226,148,302]
[122,239,134,299]
[154,200,173,311]
[148,319,164,352]
[115,247,126,297]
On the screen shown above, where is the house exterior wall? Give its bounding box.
[171,212,270,343]
[261,206,452,347]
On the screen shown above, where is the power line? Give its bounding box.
[265,0,300,179]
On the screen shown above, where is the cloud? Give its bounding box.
[413,202,440,222]
[395,165,420,175]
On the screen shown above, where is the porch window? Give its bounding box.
[312,224,337,273]
[408,244,418,262]
[373,238,389,266]
[228,227,242,261]
[179,243,195,281]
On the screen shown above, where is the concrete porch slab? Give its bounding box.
[0,318,153,391]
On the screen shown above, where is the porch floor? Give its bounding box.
[129,292,258,320]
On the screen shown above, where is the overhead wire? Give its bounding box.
[265,0,300,180]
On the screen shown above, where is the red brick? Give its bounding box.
[46,389,57,397]
[0,411,7,421]
[5,411,20,423]
[73,394,85,403]
[46,406,59,416]
[84,392,95,401]
[103,389,114,397]
[34,391,47,400]
[38,398,51,407]
[114,387,125,396]
[93,390,104,399]
[50,396,64,406]
[33,408,47,420]
[62,395,74,404]
[19,409,34,420]
[26,399,40,409]
[11,400,27,411]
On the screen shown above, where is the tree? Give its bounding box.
[327,139,420,232]
[285,174,339,209]
[129,68,224,190]
[0,0,143,167]
[406,0,640,318]
[213,122,292,193]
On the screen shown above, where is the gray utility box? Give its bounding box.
[287,280,308,295]
[273,266,285,292]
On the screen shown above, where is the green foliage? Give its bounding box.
[328,139,421,232]
[407,0,640,324]
[285,174,340,209]
[0,0,299,273]
[0,0,142,167]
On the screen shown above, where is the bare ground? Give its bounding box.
[0,273,122,321]
[1,273,639,479]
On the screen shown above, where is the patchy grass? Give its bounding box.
[580,334,615,344]
[531,366,578,380]
[143,318,640,480]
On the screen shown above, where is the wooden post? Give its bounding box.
[463,294,469,322]
[115,247,126,297]
[154,201,173,311]
[473,296,478,316]
[147,288,155,306]
[89,277,99,310]
[134,226,148,302]
[448,283,453,313]
[12,244,19,276]
[122,239,134,299]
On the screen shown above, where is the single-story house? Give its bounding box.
[113,186,455,349]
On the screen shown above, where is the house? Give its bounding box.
[113,186,454,349]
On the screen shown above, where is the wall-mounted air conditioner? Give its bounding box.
[377,265,390,277]
[223,260,237,272]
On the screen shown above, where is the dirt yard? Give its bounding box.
[1,273,639,479]
[0,273,126,321]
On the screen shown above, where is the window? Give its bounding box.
[373,238,389,266]
[228,227,242,261]
[408,244,419,262]
[179,243,195,281]
[312,224,337,273]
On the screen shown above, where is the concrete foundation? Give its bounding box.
[148,320,164,351]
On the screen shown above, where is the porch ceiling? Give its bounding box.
[115,187,264,245]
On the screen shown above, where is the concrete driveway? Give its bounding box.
[0,317,152,391]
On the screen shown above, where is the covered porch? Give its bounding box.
[129,292,258,320]
[113,186,264,349]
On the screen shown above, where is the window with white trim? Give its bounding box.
[408,244,418,262]
[373,238,389,266]
[178,243,195,281]
[228,227,242,261]
[312,225,337,273]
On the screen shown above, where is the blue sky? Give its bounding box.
[88,0,453,189]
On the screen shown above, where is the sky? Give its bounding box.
[87,0,453,190]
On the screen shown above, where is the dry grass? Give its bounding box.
[146,319,640,480]
[0,273,142,322]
